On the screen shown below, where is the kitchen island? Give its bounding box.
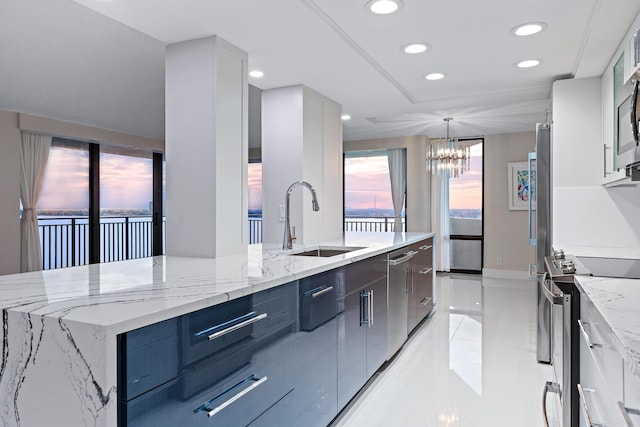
[0,232,433,427]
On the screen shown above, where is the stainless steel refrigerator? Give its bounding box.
[529,123,553,364]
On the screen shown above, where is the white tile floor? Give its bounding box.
[335,274,555,427]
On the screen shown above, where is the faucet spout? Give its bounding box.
[283,181,320,249]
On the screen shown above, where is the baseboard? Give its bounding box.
[482,268,534,281]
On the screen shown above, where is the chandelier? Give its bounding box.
[426,117,470,178]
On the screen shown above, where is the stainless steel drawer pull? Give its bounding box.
[418,267,433,275]
[311,285,334,298]
[617,401,639,427]
[577,383,600,427]
[208,313,268,341]
[542,381,560,427]
[369,289,374,327]
[419,245,433,250]
[202,375,268,418]
[387,251,416,265]
[419,297,432,306]
[577,320,602,348]
[540,278,563,305]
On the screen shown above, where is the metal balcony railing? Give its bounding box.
[344,217,405,232]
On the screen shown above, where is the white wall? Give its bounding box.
[553,77,640,249]
[262,85,343,246]
[344,135,431,232]
[165,36,248,258]
[483,132,536,274]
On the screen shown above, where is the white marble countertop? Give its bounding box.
[575,275,640,378]
[0,232,433,335]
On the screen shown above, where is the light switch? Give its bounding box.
[278,205,285,222]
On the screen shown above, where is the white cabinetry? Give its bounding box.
[624,12,640,84]
[578,292,626,427]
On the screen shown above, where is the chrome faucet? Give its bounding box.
[283,181,320,249]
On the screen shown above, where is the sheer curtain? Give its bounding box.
[20,131,52,272]
[431,172,450,272]
[387,148,406,232]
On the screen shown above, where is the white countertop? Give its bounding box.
[0,232,433,334]
[575,275,640,378]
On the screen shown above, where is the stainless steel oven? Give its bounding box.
[542,252,589,427]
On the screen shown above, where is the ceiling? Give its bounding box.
[2,0,640,142]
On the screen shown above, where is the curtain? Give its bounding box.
[20,132,52,272]
[431,173,450,272]
[387,148,406,232]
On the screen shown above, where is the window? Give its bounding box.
[100,146,153,262]
[449,139,483,272]
[248,162,262,243]
[38,140,89,269]
[36,139,163,269]
[344,150,405,232]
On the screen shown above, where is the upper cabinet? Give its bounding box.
[624,13,640,84]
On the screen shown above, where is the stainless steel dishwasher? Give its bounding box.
[387,248,416,359]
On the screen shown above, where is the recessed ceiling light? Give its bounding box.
[341,114,352,121]
[249,70,264,78]
[425,73,445,81]
[516,59,540,68]
[511,22,547,37]
[402,43,430,54]
[366,0,403,15]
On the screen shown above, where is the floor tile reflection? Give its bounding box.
[335,274,553,427]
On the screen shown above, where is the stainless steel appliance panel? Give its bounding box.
[532,123,553,364]
[387,248,412,359]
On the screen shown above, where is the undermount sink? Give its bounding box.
[290,246,364,257]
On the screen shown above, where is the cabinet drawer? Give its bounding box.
[342,253,387,296]
[252,282,297,339]
[579,294,624,402]
[122,295,262,400]
[123,327,294,427]
[579,337,625,427]
[300,270,339,331]
[410,239,433,269]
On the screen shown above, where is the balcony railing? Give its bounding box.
[38,216,402,270]
[344,217,405,233]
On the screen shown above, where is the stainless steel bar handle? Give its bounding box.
[577,320,602,348]
[369,290,374,327]
[577,383,597,427]
[418,267,432,275]
[387,251,417,265]
[542,381,560,427]
[419,245,433,250]
[540,276,563,305]
[208,313,268,341]
[604,144,611,177]
[207,376,268,417]
[419,297,432,306]
[528,151,537,246]
[311,285,334,298]
[617,401,637,427]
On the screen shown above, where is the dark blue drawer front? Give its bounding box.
[123,324,295,427]
[341,253,387,296]
[123,295,254,400]
[299,270,339,331]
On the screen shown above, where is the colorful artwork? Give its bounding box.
[508,162,535,210]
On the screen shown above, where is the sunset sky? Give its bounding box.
[40,144,482,213]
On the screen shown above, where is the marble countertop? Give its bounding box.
[0,232,433,334]
[575,275,640,378]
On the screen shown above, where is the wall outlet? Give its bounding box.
[278,205,285,222]
[496,257,503,266]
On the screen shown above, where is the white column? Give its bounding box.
[262,85,343,246]
[165,36,248,258]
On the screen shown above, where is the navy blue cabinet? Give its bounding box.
[407,238,434,333]
[119,282,297,427]
[337,254,388,410]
